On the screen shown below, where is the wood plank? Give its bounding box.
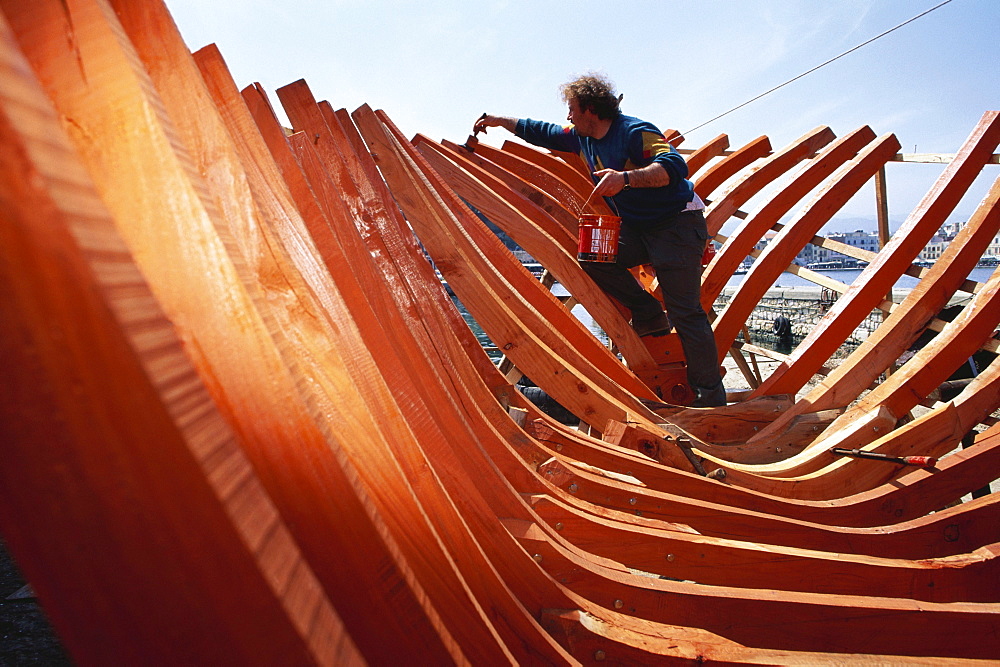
[518,526,1000,660]
[752,110,1000,397]
[524,494,999,603]
[702,126,877,306]
[712,133,902,359]
[703,125,835,237]
[502,139,602,202]
[694,135,771,200]
[751,171,1000,450]
[685,133,730,177]
[0,8,333,663]
[351,104,665,428]
[444,138,582,242]
[416,135,668,378]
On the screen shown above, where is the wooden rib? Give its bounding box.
[443,138,582,242]
[2,0,466,661]
[517,526,1000,661]
[723,377,1000,501]
[685,133,730,177]
[762,232,1000,476]
[538,607,964,666]
[703,126,835,237]
[472,138,614,216]
[0,10,350,664]
[824,276,1000,440]
[350,104,669,430]
[502,139,602,202]
[193,53,544,663]
[712,133,902,358]
[528,414,1000,540]
[752,110,1000,398]
[414,135,660,375]
[525,491,998,603]
[694,135,771,200]
[326,109,1000,656]
[702,126,877,306]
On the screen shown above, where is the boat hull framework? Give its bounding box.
[1,0,999,663]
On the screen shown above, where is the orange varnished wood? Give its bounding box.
[702,126,877,306]
[703,126,835,238]
[693,135,772,201]
[752,111,1000,398]
[4,0,1000,661]
[751,169,1000,449]
[526,492,998,603]
[502,139,604,204]
[414,134,662,377]
[528,417,1000,542]
[2,0,464,661]
[443,138,583,241]
[0,10,343,664]
[518,527,999,660]
[713,133,902,359]
[473,138,615,217]
[685,133,730,177]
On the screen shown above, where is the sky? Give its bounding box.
[166,0,999,234]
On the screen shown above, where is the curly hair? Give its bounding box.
[560,73,621,120]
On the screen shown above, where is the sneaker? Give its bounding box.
[691,383,727,408]
[632,312,671,337]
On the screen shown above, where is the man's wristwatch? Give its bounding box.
[622,171,631,190]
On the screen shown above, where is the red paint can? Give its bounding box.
[577,214,621,263]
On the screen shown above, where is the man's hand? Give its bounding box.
[473,113,518,136]
[592,169,627,196]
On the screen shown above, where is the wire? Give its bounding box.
[683,0,955,136]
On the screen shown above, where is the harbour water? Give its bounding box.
[726,265,998,291]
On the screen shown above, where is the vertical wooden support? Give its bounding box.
[876,166,894,323]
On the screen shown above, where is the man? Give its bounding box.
[473,72,726,407]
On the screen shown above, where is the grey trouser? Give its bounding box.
[581,209,723,393]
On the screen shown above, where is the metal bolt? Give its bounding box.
[628,497,637,505]
[532,553,542,563]
[666,554,675,562]
[594,650,606,661]
[555,522,564,531]
[614,599,623,609]
[568,483,578,493]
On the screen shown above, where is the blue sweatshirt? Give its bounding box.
[515,114,697,224]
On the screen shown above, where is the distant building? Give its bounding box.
[829,229,881,255]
